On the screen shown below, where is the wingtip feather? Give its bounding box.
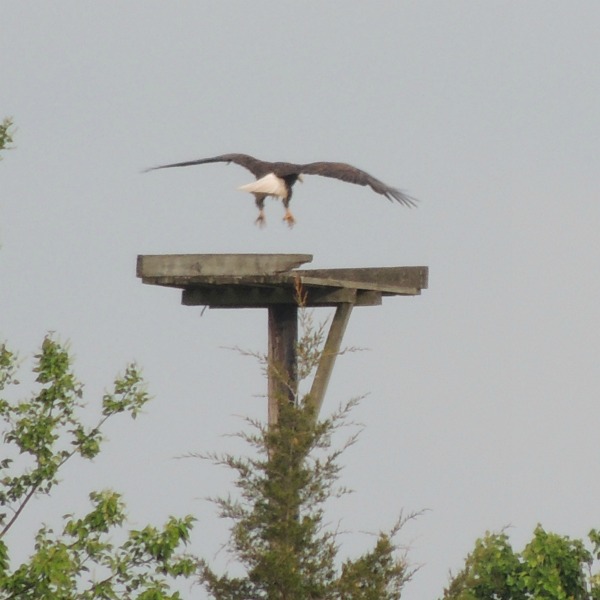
[387,188,419,208]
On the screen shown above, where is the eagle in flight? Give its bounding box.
[144,153,417,227]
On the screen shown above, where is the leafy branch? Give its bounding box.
[0,336,149,538]
[0,336,197,598]
[1,490,196,599]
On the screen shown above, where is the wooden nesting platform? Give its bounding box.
[136,253,428,308]
[137,253,428,423]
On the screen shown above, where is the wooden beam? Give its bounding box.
[267,304,298,426]
[181,286,382,308]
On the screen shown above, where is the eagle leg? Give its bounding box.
[282,195,295,228]
[254,194,267,228]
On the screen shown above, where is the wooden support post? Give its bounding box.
[307,302,354,419]
[268,304,298,426]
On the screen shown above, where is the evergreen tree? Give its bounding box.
[197,311,415,600]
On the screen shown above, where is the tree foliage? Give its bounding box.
[0,118,14,158]
[442,526,600,600]
[196,312,416,600]
[0,336,196,599]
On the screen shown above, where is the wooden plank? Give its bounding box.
[297,275,421,295]
[294,266,428,290]
[142,274,294,288]
[137,253,313,278]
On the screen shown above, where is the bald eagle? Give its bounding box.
[144,153,417,227]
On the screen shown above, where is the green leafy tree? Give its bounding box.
[0,336,196,599]
[196,311,416,600]
[0,118,14,158]
[442,526,600,600]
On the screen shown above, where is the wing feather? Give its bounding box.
[143,153,272,178]
[300,161,417,207]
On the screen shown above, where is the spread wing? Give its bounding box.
[143,153,273,178]
[299,161,417,207]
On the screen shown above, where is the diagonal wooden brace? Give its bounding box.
[307,302,354,420]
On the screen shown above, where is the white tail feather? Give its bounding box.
[238,173,288,199]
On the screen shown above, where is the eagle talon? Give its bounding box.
[283,211,296,228]
[255,211,266,228]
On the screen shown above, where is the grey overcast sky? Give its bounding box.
[1,2,600,597]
